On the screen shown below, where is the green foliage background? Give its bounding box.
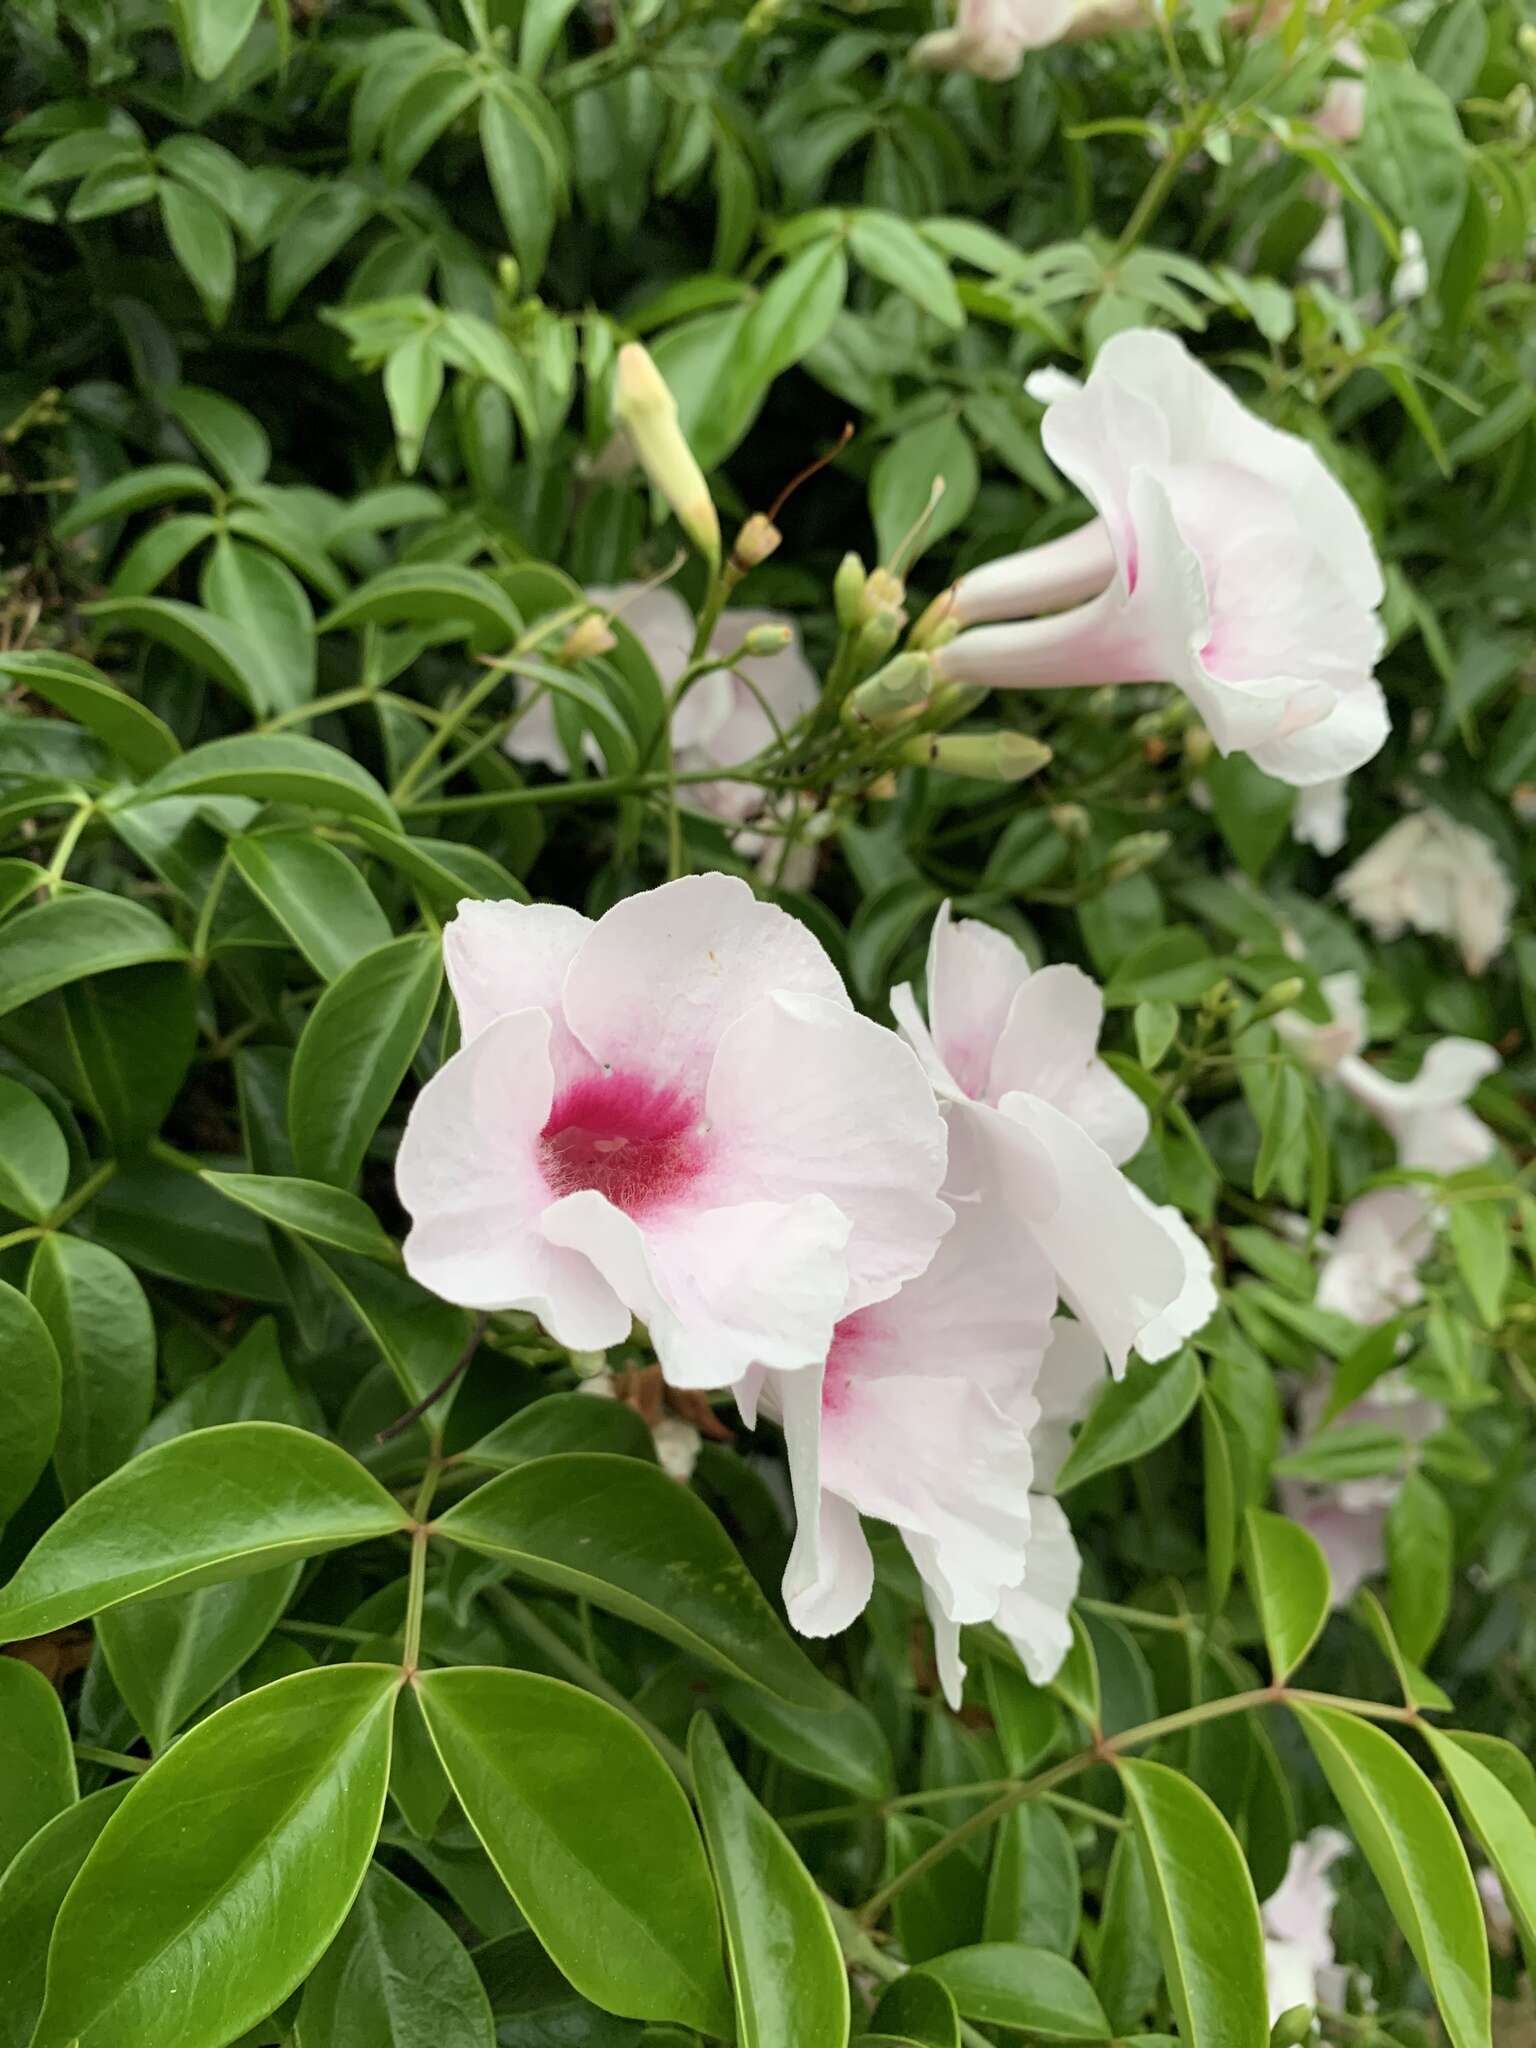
[0,0,1534,2044]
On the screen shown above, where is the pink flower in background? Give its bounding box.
[398,876,950,1388]
[894,902,1216,1372]
[1314,1187,1434,1325]
[938,329,1388,787]
[505,581,817,824]
[1262,1828,1353,2022]
[742,1194,1047,1678]
[1276,970,1366,1073]
[1338,1039,1500,1174]
[911,0,1149,79]
[1292,775,1350,856]
[1338,810,1514,974]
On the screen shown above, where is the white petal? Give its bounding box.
[443,900,594,1057]
[926,901,1037,1104]
[923,1585,967,1711]
[702,990,951,1314]
[994,1093,1190,1373]
[1292,776,1350,856]
[1129,1195,1219,1362]
[1316,1188,1434,1325]
[996,1495,1081,1685]
[1337,1039,1500,1173]
[989,963,1148,1164]
[560,873,849,1094]
[397,1010,630,1345]
[1029,1318,1108,1491]
[891,980,962,1099]
[952,520,1118,626]
[542,1187,852,1389]
[779,1365,875,1637]
[1248,679,1390,787]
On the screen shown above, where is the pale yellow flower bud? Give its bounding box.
[732,513,782,569]
[741,622,793,657]
[900,731,1052,782]
[615,343,721,571]
[559,612,618,663]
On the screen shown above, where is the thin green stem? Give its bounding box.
[260,685,373,735]
[190,842,235,970]
[0,1224,43,1253]
[75,1742,149,1776]
[42,801,93,894]
[486,1585,694,1790]
[391,664,509,805]
[1044,1789,1130,1832]
[399,1459,443,1679]
[48,1157,117,1229]
[1112,114,1207,261]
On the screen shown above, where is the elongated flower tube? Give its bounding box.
[397,876,950,1388]
[938,330,1389,788]
[615,342,721,571]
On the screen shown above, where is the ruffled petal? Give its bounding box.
[443,901,595,1079]
[989,962,1148,1164]
[1129,1195,1219,1362]
[1029,1318,1108,1491]
[702,990,951,1314]
[995,1494,1081,1685]
[779,1365,875,1637]
[926,901,1036,1104]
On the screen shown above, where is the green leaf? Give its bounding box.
[296,1862,496,2047]
[480,94,555,289]
[1352,1586,1452,1714]
[985,1662,1059,1777]
[1119,1757,1268,2048]
[416,1667,730,2034]
[0,892,185,1022]
[1253,1063,1308,1202]
[1426,1730,1536,1968]
[166,385,271,486]
[288,935,443,1188]
[1055,1348,1199,1492]
[1436,1732,1536,1829]
[203,1171,398,1262]
[689,1713,848,2048]
[159,181,236,325]
[849,214,963,328]
[82,596,274,714]
[268,182,376,318]
[984,1802,1080,1957]
[1134,998,1179,1071]
[28,1235,155,1502]
[732,240,848,405]
[1200,1389,1238,1616]
[713,1676,894,1802]
[0,1786,128,2048]
[1323,1315,1413,1423]
[0,652,180,775]
[1292,1704,1489,2048]
[383,331,445,477]
[35,1663,398,2048]
[1358,61,1469,281]
[318,564,521,651]
[348,822,530,910]
[201,538,317,713]
[870,414,980,568]
[461,1390,658,1471]
[867,1971,960,2047]
[230,831,391,981]
[1447,1197,1510,1327]
[0,1421,408,1641]
[919,1945,1110,2038]
[0,1280,62,1527]
[293,1242,473,1422]
[1202,753,1294,881]
[122,735,399,833]
[1385,1471,1453,1667]
[1094,1828,1163,2032]
[169,0,263,78]
[0,1076,67,1221]
[433,1455,833,1708]
[1243,1508,1331,1683]
[53,465,216,541]
[0,1657,76,1872]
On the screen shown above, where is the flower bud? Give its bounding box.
[908,587,958,652]
[1104,830,1170,883]
[1269,2007,1314,2048]
[1247,975,1307,1027]
[732,512,782,570]
[615,343,720,571]
[899,731,1052,782]
[1183,724,1214,769]
[853,610,903,669]
[1051,802,1091,840]
[859,565,907,624]
[844,653,934,732]
[833,552,867,630]
[558,611,618,663]
[496,255,521,300]
[741,622,793,657]
[568,1349,610,1379]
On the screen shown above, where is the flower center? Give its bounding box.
[539,1073,708,1217]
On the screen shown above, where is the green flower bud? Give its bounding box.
[741,622,793,657]
[615,343,720,571]
[833,552,868,630]
[1104,830,1171,883]
[899,731,1053,782]
[844,653,934,732]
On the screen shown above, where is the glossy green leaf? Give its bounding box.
[288,935,442,1186]
[1352,1587,1453,1714]
[689,1712,849,2048]
[201,538,316,713]
[296,1862,495,2047]
[1119,1757,1268,2048]
[0,1657,76,1872]
[848,213,963,328]
[62,960,200,1152]
[416,1667,730,2034]
[1426,1730,1536,1966]
[169,0,264,78]
[461,1389,657,1471]
[28,1234,155,1502]
[984,1661,1059,1777]
[472,1929,644,2045]
[230,831,392,980]
[1291,1703,1489,2048]
[1385,1470,1453,1666]
[1200,1389,1238,1616]
[83,596,273,713]
[1243,1508,1331,1682]
[318,564,521,650]
[1094,1827,1163,2032]
[34,1663,398,2048]
[713,1675,894,1802]
[293,1241,473,1418]
[0,1280,62,1526]
[1055,1348,1200,1492]
[203,1171,398,1262]
[166,384,271,486]
[122,735,399,833]
[0,1076,68,1221]
[0,652,180,776]
[1447,1198,1511,1327]
[983,1801,1080,1957]
[866,1972,960,2048]
[433,1455,832,1709]
[919,1945,1110,2038]
[0,1422,408,1641]
[160,180,235,325]
[1436,1731,1536,1828]
[0,1786,128,2048]
[0,892,185,1021]
[53,465,215,540]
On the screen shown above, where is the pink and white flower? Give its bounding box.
[397,876,951,1388]
[1338,810,1514,975]
[505,582,817,825]
[1292,775,1350,857]
[893,903,1217,1372]
[1276,969,1366,1073]
[937,329,1388,788]
[911,0,1149,80]
[1314,1187,1435,1326]
[1338,1039,1500,1175]
[1262,1828,1353,2022]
